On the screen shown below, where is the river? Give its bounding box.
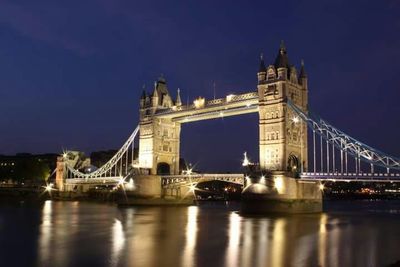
[0,200,399,267]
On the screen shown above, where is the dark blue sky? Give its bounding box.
[0,0,399,171]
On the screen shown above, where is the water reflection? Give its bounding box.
[111,219,125,267]
[225,213,241,267]
[17,201,400,267]
[182,206,199,267]
[38,200,52,265]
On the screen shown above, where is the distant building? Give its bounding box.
[0,153,58,182]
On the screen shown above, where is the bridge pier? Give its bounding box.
[241,172,322,214]
[118,175,194,206]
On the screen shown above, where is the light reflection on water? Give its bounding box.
[1,200,400,267]
[111,219,125,267]
[182,206,198,267]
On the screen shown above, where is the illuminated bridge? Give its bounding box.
[55,43,400,195]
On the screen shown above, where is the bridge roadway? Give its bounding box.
[301,172,400,182]
[64,172,400,187]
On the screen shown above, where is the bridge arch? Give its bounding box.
[157,162,171,175]
[287,154,300,172]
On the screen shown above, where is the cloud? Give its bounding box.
[0,1,92,56]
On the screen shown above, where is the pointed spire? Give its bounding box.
[274,40,290,69]
[152,81,158,97]
[176,88,182,106]
[299,59,307,78]
[280,40,286,51]
[258,53,266,72]
[158,73,166,84]
[141,84,146,99]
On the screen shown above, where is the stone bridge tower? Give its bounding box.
[257,42,308,174]
[138,76,181,175]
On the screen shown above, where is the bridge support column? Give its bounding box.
[241,173,322,214]
[118,175,194,205]
[138,118,181,175]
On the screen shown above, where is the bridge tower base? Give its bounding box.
[241,173,322,214]
[117,175,194,206]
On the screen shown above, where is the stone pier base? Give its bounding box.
[241,174,322,214]
[117,175,194,206]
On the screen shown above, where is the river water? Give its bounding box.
[0,200,400,267]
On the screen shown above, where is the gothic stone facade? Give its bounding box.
[138,43,309,175]
[138,77,182,175]
[257,43,308,172]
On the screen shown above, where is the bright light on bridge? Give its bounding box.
[188,183,197,193]
[182,168,193,175]
[226,94,235,102]
[193,97,205,108]
[274,176,284,193]
[319,183,325,191]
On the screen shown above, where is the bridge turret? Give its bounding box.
[151,81,159,110]
[257,53,267,83]
[289,66,298,84]
[266,65,277,81]
[258,41,308,174]
[140,89,146,108]
[298,60,308,89]
[139,75,182,176]
[274,41,290,80]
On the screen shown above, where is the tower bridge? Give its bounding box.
[55,42,400,212]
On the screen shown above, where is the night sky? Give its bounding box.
[0,0,399,172]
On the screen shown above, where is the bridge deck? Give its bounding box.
[65,177,122,184]
[301,172,400,182]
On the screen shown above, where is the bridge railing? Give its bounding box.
[301,172,400,182]
[287,100,400,175]
[161,174,244,186]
